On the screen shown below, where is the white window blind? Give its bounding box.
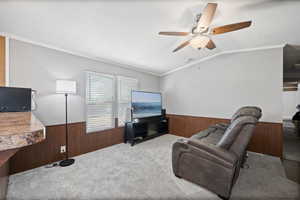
[117,76,138,126]
[86,72,115,133]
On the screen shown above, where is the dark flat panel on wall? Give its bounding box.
[167,114,283,158]
[10,122,124,174]
[10,124,66,174]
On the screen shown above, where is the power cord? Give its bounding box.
[45,163,59,168]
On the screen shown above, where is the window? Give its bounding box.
[117,76,138,126]
[86,72,115,133]
[85,72,139,133]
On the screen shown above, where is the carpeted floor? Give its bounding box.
[7,134,300,200]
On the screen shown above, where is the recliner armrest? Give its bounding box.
[187,139,238,168]
[210,123,229,131]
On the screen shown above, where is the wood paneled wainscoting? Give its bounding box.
[167,114,283,158]
[68,122,124,157]
[10,122,124,174]
[0,149,18,198]
[10,115,282,174]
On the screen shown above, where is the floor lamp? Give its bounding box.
[56,80,77,167]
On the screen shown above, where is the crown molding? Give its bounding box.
[161,43,286,77]
[0,32,161,77]
[161,52,222,76]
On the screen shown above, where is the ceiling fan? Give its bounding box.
[159,3,252,52]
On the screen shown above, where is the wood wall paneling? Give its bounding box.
[11,114,283,174]
[65,120,124,158]
[0,161,9,199]
[168,114,229,137]
[0,149,18,199]
[10,124,66,174]
[248,122,283,158]
[167,114,283,158]
[68,122,124,157]
[0,36,5,86]
[10,122,124,174]
[0,149,18,167]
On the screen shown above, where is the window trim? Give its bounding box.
[85,71,116,133]
[117,75,139,127]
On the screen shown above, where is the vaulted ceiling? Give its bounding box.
[0,0,299,75]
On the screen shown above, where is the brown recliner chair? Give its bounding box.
[172,116,259,200]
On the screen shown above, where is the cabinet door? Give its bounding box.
[0,36,5,86]
[158,120,169,133]
[133,123,148,138]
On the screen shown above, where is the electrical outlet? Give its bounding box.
[60,145,66,153]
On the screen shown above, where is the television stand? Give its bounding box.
[124,117,169,146]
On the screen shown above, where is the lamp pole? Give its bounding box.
[56,80,76,167]
[65,93,69,158]
[59,93,75,167]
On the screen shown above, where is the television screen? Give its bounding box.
[131,91,162,119]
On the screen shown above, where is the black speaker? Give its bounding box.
[0,87,32,112]
[162,109,166,117]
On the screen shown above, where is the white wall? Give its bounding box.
[160,48,283,123]
[9,39,160,126]
[9,39,284,124]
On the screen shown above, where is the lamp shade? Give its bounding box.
[56,80,77,94]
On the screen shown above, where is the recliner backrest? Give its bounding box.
[231,106,262,123]
[217,116,257,150]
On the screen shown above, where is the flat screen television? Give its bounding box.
[131,91,162,119]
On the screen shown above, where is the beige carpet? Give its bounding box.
[7,134,300,200]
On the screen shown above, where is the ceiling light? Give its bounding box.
[190,36,210,49]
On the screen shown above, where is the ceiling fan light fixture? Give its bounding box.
[159,3,252,52]
[190,36,210,49]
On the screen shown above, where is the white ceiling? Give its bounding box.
[0,0,299,75]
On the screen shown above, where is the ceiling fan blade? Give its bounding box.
[173,40,191,52]
[190,36,210,49]
[197,3,218,30]
[159,32,190,36]
[206,39,216,50]
[211,21,252,35]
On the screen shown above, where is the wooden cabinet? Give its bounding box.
[124,117,169,146]
[0,36,5,86]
